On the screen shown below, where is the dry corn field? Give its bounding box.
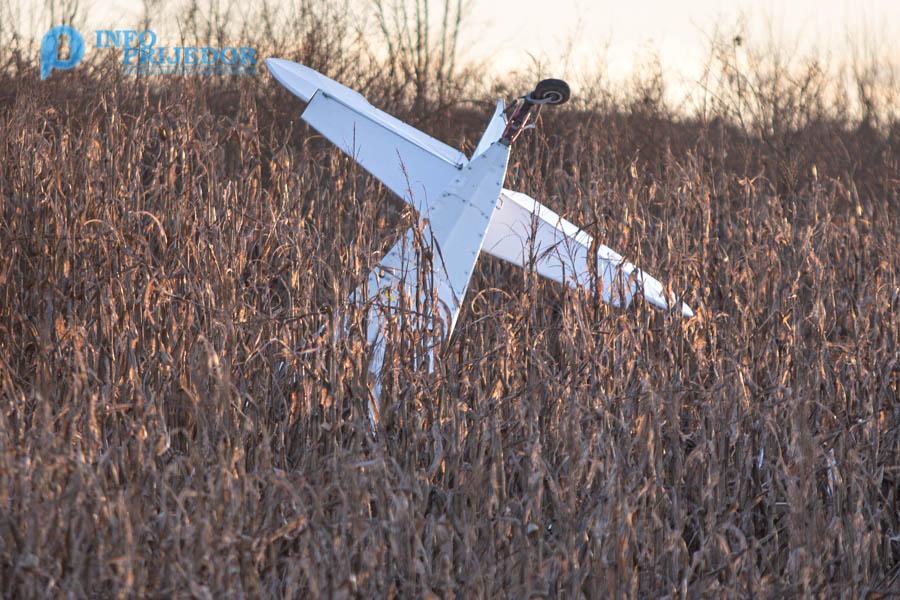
[0,48,899,597]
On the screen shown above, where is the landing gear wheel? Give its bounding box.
[530,78,571,105]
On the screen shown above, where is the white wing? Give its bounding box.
[267,58,464,208]
[483,189,694,317]
[301,91,459,209]
[267,59,465,165]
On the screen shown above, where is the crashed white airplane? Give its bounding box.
[267,58,693,427]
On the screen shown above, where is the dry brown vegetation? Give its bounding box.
[1,3,899,597]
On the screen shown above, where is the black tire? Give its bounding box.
[531,78,570,105]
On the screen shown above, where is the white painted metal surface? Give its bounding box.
[484,189,694,317]
[302,91,460,209]
[423,142,510,332]
[360,143,510,424]
[266,57,695,426]
[472,100,506,159]
[270,58,466,167]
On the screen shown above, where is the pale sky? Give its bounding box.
[466,0,899,97]
[14,0,900,101]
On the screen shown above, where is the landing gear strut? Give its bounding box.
[500,78,571,145]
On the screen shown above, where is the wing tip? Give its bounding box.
[266,57,318,103]
[265,57,290,75]
[634,272,694,319]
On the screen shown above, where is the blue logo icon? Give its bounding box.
[40,25,85,80]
